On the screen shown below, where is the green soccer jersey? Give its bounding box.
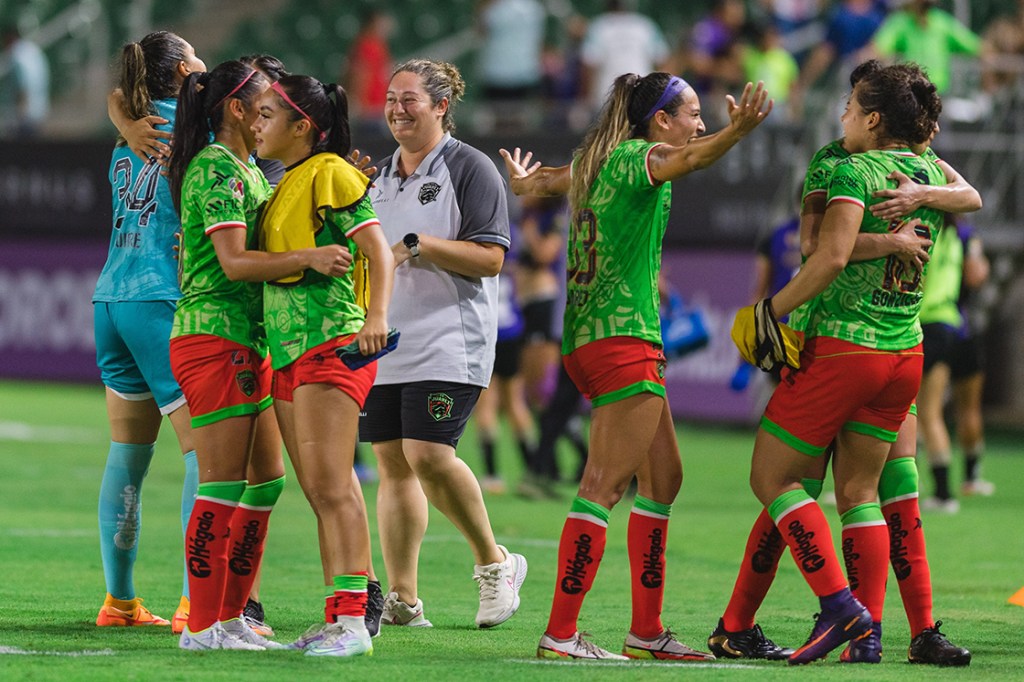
[172,144,272,351]
[803,148,947,350]
[918,223,964,328]
[261,155,379,369]
[563,138,670,355]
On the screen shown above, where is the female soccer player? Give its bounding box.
[712,62,975,667]
[358,59,527,630]
[501,74,771,660]
[249,74,394,658]
[93,30,204,630]
[167,61,350,651]
[733,61,948,664]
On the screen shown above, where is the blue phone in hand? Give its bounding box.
[335,329,400,370]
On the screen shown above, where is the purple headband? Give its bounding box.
[215,69,258,110]
[271,81,327,142]
[642,76,691,121]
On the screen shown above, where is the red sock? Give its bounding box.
[841,522,889,622]
[627,503,669,638]
[884,498,933,635]
[218,506,271,621]
[331,572,369,620]
[185,497,238,632]
[722,508,785,632]
[545,502,608,640]
[771,494,847,597]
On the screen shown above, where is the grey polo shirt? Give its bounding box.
[370,133,511,387]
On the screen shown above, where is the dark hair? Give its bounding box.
[239,53,289,83]
[269,75,352,158]
[118,31,190,123]
[391,59,465,133]
[849,58,883,89]
[571,72,687,207]
[168,60,268,210]
[853,61,942,147]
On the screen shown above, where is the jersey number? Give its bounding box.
[113,157,161,229]
[568,209,597,285]
[881,219,931,293]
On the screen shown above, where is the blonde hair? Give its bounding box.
[569,74,639,209]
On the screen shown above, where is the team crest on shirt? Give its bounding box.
[236,369,257,397]
[230,177,244,200]
[418,182,441,205]
[427,392,454,421]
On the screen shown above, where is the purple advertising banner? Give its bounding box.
[660,249,769,424]
[0,240,107,382]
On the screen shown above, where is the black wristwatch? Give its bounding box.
[403,232,420,258]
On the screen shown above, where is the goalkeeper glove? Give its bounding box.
[731,298,803,376]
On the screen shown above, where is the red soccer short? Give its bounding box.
[563,336,667,408]
[272,336,377,407]
[762,336,923,456]
[169,334,272,428]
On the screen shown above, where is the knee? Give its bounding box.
[302,479,360,515]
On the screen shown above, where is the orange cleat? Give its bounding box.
[171,596,190,634]
[96,594,170,627]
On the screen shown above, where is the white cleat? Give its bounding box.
[304,619,373,658]
[474,545,527,628]
[180,622,264,651]
[537,631,628,660]
[220,617,282,649]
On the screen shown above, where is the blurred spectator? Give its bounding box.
[741,21,800,121]
[756,0,825,63]
[343,9,394,138]
[687,0,746,89]
[476,0,545,131]
[982,0,1024,91]
[871,0,984,94]
[2,24,50,138]
[541,14,589,131]
[797,0,887,95]
[580,0,669,116]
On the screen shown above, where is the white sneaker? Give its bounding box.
[537,631,627,660]
[962,479,995,497]
[220,617,282,649]
[179,622,264,651]
[474,545,527,628]
[287,622,332,650]
[304,618,373,658]
[381,591,432,627]
[922,497,961,514]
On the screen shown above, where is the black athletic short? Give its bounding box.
[523,298,557,343]
[949,334,985,380]
[492,338,524,379]
[359,381,481,447]
[922,322,958,374]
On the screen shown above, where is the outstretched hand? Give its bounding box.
[870,170,923,220]
[348,149,377,179]
[725,81,773,136]
[499,147,541,180]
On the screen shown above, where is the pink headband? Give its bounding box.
[215,69,258,110]
[271,81,326,141]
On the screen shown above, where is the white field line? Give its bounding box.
[520,658,762,669]
[0,421,102,444]
[1,528,94,538]
[422,534,558,549]
[0,646,115,657]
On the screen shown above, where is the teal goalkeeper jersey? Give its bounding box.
[172,144,272,351]
[563,138,670,355]
[803,148,947,350]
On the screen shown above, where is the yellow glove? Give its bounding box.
[731,298,804,376]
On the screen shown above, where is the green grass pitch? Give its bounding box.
[0,379,1022,681]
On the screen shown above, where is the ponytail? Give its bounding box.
[270,75,352,158]
[119,42,152,124]
[116,31,190,143]
[168,71,212,211]
[570,74,638,209]
[167,60,268,212]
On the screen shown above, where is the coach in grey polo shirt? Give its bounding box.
[359,59,526,632]
[369,131,510,387]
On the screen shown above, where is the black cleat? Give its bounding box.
[242,598,274,637]
[908,621,971,666]
[707,618,794,660]
[365,580,384,638]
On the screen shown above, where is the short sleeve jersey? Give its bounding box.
[172,144,271,351]
[804,149,947,350]
[94,98,181,303]
[260,153,379,369]
[872,8,982,93]
[563,138,670,355]
[369,134,511,387]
